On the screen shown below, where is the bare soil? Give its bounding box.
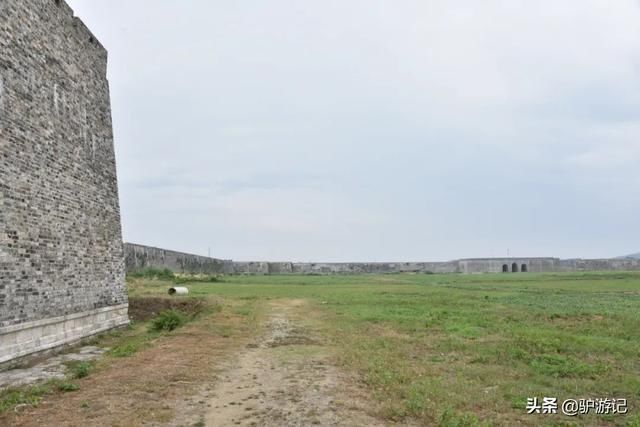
[200,300,383,427]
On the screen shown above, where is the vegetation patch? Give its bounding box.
[56,382,80,393]
[0,384,52,414]
[66,361,94,379]
[108,342,142,358]
[128,297,210,322]
[127,267,175,281]
[175,274,223,284]
[149,309,187,332]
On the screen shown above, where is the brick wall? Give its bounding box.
[0,0,128,364]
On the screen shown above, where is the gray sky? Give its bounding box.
[67,0,640,262]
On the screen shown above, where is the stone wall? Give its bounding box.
[123,243,640,276]
[458,258,561,274]
[558,258,640,272]
[0,0,129,366]
[123,244,640,276]
[125,243,233,274]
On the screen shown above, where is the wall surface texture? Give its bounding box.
[0,0,129,366]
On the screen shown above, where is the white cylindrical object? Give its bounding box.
[168,287,189,295]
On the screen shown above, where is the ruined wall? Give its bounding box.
[125,243,233,274]
[0,0,128,365]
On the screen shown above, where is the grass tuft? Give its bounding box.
[67,361,94,379]
[149,309,187,332]
[57,382,80,392]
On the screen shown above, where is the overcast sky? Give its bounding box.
[67,0,640,262]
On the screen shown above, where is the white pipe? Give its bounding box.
[168,287,189,295]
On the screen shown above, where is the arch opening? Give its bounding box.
[502,264,509,273]
[521,264,528,273]
[512,263,519,273]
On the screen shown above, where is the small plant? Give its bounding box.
[439,407,480,427]
[149,309,186,332]
[109,342,140,358]
[69,361,93,379]
[57,382,80,392]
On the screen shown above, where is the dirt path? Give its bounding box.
[2,299,384,426]
[201,300,382,427]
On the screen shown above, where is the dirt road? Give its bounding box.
[202,300,381,426]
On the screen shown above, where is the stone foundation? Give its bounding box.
[0,304,129,366]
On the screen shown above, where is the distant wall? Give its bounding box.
[124,243,233,274]
[123,244,640,276]
[558,258,640,272]
[458,258,561,274]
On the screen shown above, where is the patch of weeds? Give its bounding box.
[149,309,187,332]
[510,396,528,410]
[0,384,51,414]
[109,342,141,358]
[233,306,253,316]
[57,382,80,392]
[66,361,94,379]
[192,419,206,427]
[439,407,481,427]
[626,413,640,427]
[530,354,606,378]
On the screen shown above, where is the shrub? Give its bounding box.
[149,309,187,332]
[69,361,93,379]
[57,382,79,392]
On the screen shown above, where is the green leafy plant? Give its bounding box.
[149,309,187,332]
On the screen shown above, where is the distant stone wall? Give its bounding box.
[458,258,561,274]
[123,244,640,276]
[0,0,128,366]
[125,243,233,274]
[558,258,640,272]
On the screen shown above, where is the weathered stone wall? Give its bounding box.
[558,258,640,272]
[458,258,561,274]
[125,243,233,274]
[123,244,640,276]
[0,0,128,365]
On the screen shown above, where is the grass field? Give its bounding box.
[128,271,640,426]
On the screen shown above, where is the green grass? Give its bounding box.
[56,382,79,392]
[0,384,52,413]
[127,267,175,280]
[130,271,640,425]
